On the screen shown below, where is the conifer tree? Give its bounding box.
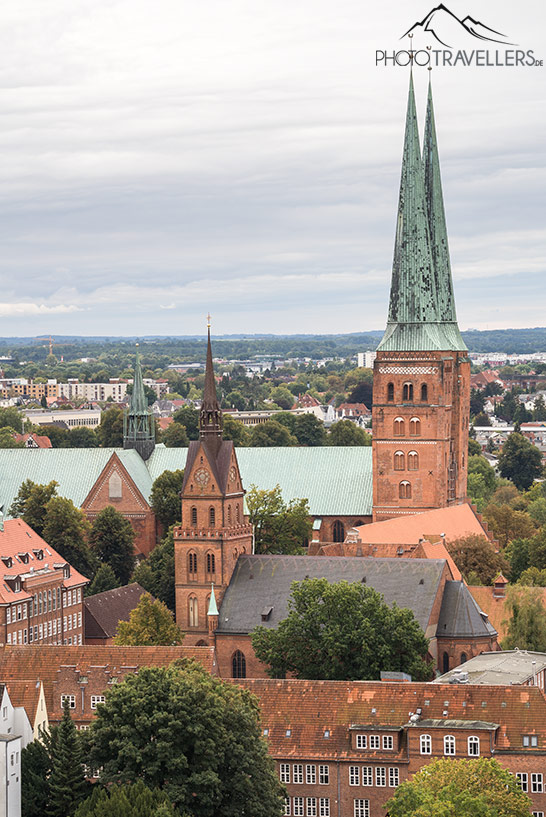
[85,562,120,597]
[21,739,50,817]
[89,505,135,584]
[47,698,87,817]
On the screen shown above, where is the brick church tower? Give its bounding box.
[174,322,253,644]
[372,76,470,521]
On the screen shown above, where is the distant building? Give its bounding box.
[23,408,101,429]
[434,649,546,688]
[357,351,376,369]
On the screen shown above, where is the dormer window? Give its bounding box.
[17,553,29,564]
[2,557,12,569]
[33,549,43,561]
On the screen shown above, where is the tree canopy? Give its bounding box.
[96,407,124,447]
[252,578,433,681]
[133,524,176,611]
[501,585,546,651]
[114,592,183,646]
[42,497,97,578]
[89,505,135,584]
[9,479,58,537]
[47,699,88,816]
[172,407,199,440]
[498,432,543,491]
[84,660,284,817]
[150,469,184,529]
[327,420,371,446]
[385,757,531,817]
[246,485,311,554]
[249,420,298,447]
[85,562,119,597]
[74,781,177,817]
[447,535,509,586]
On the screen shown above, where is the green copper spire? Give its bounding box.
[123,345,155,460]
[377,74,466,353]
[207,583,218,617]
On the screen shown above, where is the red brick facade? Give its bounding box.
[372,350,470,521]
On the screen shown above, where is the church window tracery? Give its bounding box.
[394,451,405,471]
[402,382,413,401]
[188,596,198,628]
[332,520,345,542]
[409,417,421,436]
[399,481,411,499]
[209,507,215,526]
[206,552,215,575]
[232,650,246,678]
[394,417,404,436]
[188,552,197,577]
[191,506,197,526]
[407,451,419,470]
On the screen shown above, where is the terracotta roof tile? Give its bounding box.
[354,504,489,547]
[5,679,42,723]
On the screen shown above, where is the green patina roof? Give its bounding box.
[128,348,149,417]
[377,75,466,353]
[0,445,373,520]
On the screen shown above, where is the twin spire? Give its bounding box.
[123,345,155,460]
[378,74,466,352]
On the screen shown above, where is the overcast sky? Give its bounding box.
[0,0,544,337]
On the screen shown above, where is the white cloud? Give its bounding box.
[0,303,83,317]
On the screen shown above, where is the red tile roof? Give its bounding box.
[5,680,42,724]
[469,585,546,640]
[13,433,52,448]
[354,504,492,547]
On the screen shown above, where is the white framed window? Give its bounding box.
[283,798,291,816]
[48,621,52,637]
[420,734,432,755]
[523,735,539,747]
[467,736,480,757]
[531,774,543,793]
[319,765,329,785]
[532,812,544,817]
[23,629,27,644]
[293,797,304,817]
[361,767,373,786]
[6,608,11,624]
[349,766,360,786]
[293,764,303,784]
[78,612,82,627]
[61,695,76,709]
[516,773,528,792]
[306,765,316,785]
[319,799,330,817]
[53,619,57,635]
[18,630,22,644]
[389,767,399,787]
[6,633,11,645]
[356,734,367,749]
[39,624,43,640]
[353,800,369,817]
[444,735,455,756]
[17,605,21,620]
[23,605,27,619]
[90,696,105,710]
[382,735,393,750]
[369,735,380,750]
[306,798,317,817]
[375,767,386,787]
[34,625,38,641]
[280,764,290,784]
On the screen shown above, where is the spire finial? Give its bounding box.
[207,312,211,329]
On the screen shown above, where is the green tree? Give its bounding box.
[0,406,24,432]
[468,438,482,456]
[222,414,250,446]
[97,407,124,447]
[327,420,371,446]
[498,432,543,491]
[114,592,183,645]
[527,497,546,526]
[447,535,509,585]
[293,413,326,446]
[48,698,87,817]
[528,527,546,570]
[21,739,50,817]
[150,469,184,529]
[9,479,59,537]
[85,562,119,596]
[469,388,485,417]
[89,506,135,584]
[501,586,546,651]
[40,394,48,408]
[126,382,157,406]
[246,485,311,555]
[225,390,246,411]
[249,420,298,447]
[162,422,189,448]
[517,566,546,586]
[74,780,177,817]
[483,504,536,549]
[68,427,98,447]
[0,426,24,448]
[252,578,433,681]
[172,406,199,440]
[40,425,70,448]
[270,386,294,410]
[533,394,546,421]
[473,411,491,426]
[466,455,497,510]
[42,497,97,578]
[85,661,284,817]
[505,537,532,582]
[132,525,176,612]
[385,757,531,817]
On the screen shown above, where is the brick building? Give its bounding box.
[372,78,470,521]
[83,583,148,645]
[0,519,88,646]
[237,678,546,817]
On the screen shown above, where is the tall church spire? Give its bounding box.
[377,73,465,353]
[199,316,223,457]
[123,345,155,460]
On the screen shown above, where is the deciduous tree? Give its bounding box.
[96,407,124,447]
[89,505,135,584]
[42,497,97,578]
[498,432,543,491]
[162,422,189,448]
[172,407,199,440]
[327,420,371,446]
[447,535,509,585]
[222,413,250,446]
[252,578,433,681]
[249,420,298,447]
[150,469,184,529]
[74,781,178,817]
[132,525,176,611]
[501,585,546,651]
[85,563,119,597]
[483,504,536,549]
[246,485,311,555]
[114,592,182,645]
[9,479,59,537]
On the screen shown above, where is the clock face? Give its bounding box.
[194,467,210,488]
[229,466,237,483]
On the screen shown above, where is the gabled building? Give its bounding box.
[84,583,148,645]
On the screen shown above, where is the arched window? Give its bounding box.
[467,736,480,756]
[236,505,240,524]
[407,451,419,470]
[460,652,467,664]
[394,451,405,471]
[402,382,413,402]
[444,735,456,756]
[421,383,428,402]
[442,652,449,673]
[227,505,232,525]
[394,417,404,437]
[332,520,345,542]
[108,471,122,499]
[420,734,432,755]
[232,650,246,679]
[188,551,197,577]
[387,383,394,402]
[399,481,411,499]
[409,417,421,437]
[188,596,198,628]
[206,552,215,575]
[191,506,197,526]
[209,507,215,526]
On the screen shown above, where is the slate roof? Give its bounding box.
[435,649,546,686]
[217,554,447,634]
[0,445,373,519]
[234,678,546,757]
[84,582,148,640]
[436,581,497,638]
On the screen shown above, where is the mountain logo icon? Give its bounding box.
[401,4,517,48]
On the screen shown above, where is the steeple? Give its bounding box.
[123,345,155,460]
[199,316,223,458]
[377,73,466,353]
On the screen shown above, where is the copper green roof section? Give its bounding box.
[377,75,465,353]
[423,80,466,350]
[123,347,155,460]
